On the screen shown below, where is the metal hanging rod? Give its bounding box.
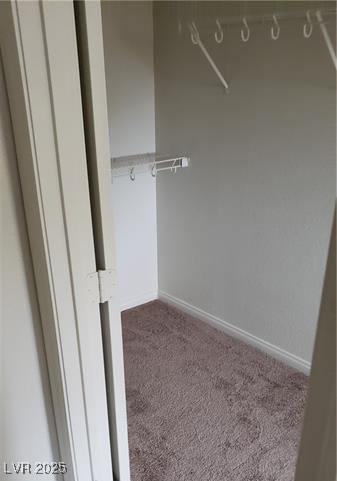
[111,153,190,181]
[181,7,336,31]
[186,8,336,91]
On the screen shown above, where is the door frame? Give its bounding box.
[0,2,114,480]
[74,3,131,480]
[294,210,336,481]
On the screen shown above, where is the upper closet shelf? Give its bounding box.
[185,7,336,92]
[111,153,190,181]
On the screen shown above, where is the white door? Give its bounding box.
[0,2,114,480]
[74,3,131,481]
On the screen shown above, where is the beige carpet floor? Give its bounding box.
[122,300,308,481]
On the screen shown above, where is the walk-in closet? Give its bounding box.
[1,2,335,480]
[100,2,336,480]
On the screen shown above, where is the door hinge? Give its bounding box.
[87,269,116,304]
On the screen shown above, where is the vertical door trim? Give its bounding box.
[295,210,336,481]
[0,2,113,481]
[74,2,131,481]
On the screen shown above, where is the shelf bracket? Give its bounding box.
[189,22,229,92]
[316,10,337,71]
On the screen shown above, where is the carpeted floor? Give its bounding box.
[122,300,308,481]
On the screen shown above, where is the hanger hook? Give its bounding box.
[190,22,200,45]
[151,164,156,178]
[303,10,313,38]
[214,18,224,43]
[241,17,250,42]
[130,167,136,181]
[170,159,177,173]
[271,14,280,40]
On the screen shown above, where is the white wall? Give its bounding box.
[0,61,59,478]
[154,2,336,371]
[102,1,157,310]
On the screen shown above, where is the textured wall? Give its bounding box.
[102,1,158,310]
[0,61,59,475]
[154,1,336,364]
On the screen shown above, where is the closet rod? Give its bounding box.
[111,153,189,168]
[182,7,336,31]
[111,153,190,180]
[185,8,335,89]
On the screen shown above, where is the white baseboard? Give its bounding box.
[120,290,158,312]
[159,290,311,375]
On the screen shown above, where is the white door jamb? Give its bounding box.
[0,3,114,480]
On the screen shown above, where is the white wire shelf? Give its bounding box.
[183,7,336,92]
[180,7,336,32]
[111,153,190,181]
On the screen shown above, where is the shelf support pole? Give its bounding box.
[316,10,337,71]
[189,23,229,92]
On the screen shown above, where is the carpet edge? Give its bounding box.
[158,290,311,375]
